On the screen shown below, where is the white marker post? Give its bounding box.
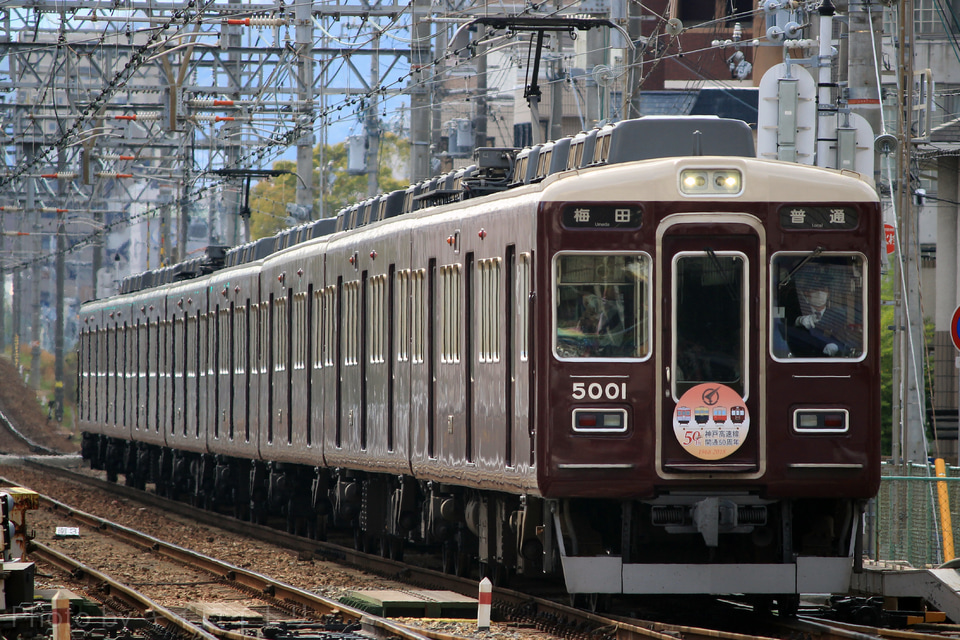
[52,590,70,640]
[477,577,492,630]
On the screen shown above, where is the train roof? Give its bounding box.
[539,155,879,204]
[106,115,774,298]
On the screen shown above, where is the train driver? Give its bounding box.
[788,285,856,357]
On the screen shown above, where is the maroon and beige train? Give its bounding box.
[77,116,881,604]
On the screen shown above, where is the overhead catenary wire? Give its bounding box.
[4,0,783,273]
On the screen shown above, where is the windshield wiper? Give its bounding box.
[778,246,824,289]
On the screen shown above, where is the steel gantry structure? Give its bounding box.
[0,0,417,404]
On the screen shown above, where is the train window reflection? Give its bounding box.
[673,252,745,398]
[772,253,865,360]
[554,253,649,359]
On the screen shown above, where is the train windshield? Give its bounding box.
[772,253,865,359]
[672,252,746,398]
[554,253,650,359]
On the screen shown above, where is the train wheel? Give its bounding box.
[488,562,509,587]
[285,501,297,535]
[250,499,267,525]
[453,542,470,577]
[751,596,773,616]
[570,593,606,613]
[389,536,404,562]
[777,595,799,618]
[354,529,376,554]
[441,540,456,574]
[308,515,327,542]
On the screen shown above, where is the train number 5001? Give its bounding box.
[572,381,628,401]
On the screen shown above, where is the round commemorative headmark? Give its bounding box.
[673,383,750,460]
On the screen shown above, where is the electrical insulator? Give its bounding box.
[95,173,133,179]
[113,113,160,121]
[194,115,243,123]
[224,17,288,27]
[81,148,91,184]
[40,173,77,179]
[189,99,236,107]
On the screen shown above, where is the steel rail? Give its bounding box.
[18,489,434,640]
[30,540,219,640]
[10,460,923,640]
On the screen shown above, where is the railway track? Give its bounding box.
[4,460,955,640]
[14,479,441,640]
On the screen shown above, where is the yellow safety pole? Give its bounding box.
[936,458,955,563]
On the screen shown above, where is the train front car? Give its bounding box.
[537,146,881,601]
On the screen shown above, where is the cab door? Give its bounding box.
[657,215,765,478]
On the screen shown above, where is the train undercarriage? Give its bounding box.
[81,433,548,584]
[82,432,862,599]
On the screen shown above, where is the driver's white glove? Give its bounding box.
[822,343,839,356]
[796,314,817,330]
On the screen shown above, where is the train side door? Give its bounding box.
[657,216,765,477]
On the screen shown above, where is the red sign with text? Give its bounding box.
[884,224,896,254]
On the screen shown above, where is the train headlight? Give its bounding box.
[679,168,742,195]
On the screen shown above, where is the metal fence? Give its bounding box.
[871,461,959,568]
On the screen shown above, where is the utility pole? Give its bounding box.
[178,138,192,262]
[0,228,5,355]
[585,27,605,126]
[24,147,41,389]
[366,32,381,198]
[475,24,490,150]
[623,0,643,119]
[894,0,927,464]
[221,0,243,246]
[548,37,564,141]
[295,0,315,221]
[54,149,66,422]
[12,269,20,370]
[845,0,885,181]
[408,0,431,182]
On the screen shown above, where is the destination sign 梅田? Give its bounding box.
[562,205,641,229]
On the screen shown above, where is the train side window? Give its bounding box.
[313,290,324,369]
[235,305,246,376]
[440,264,462,363]
[260,303,270,375]
[275,296,288,373]
[412,270,425,363]
[478,258,502,363]
[323,286,336,367]
[369,275,387,364]
[771,253,865,360]
[219,306,231,375]
[344,281,360,366]
[293,292,308,370]
[554,253,650,360]
[396,270,410,362]
[518,253,531,361]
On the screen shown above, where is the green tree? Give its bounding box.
[879,270,937,457]
[248,160,299,239]
[880,271,894,455]
[249,133,409,240]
